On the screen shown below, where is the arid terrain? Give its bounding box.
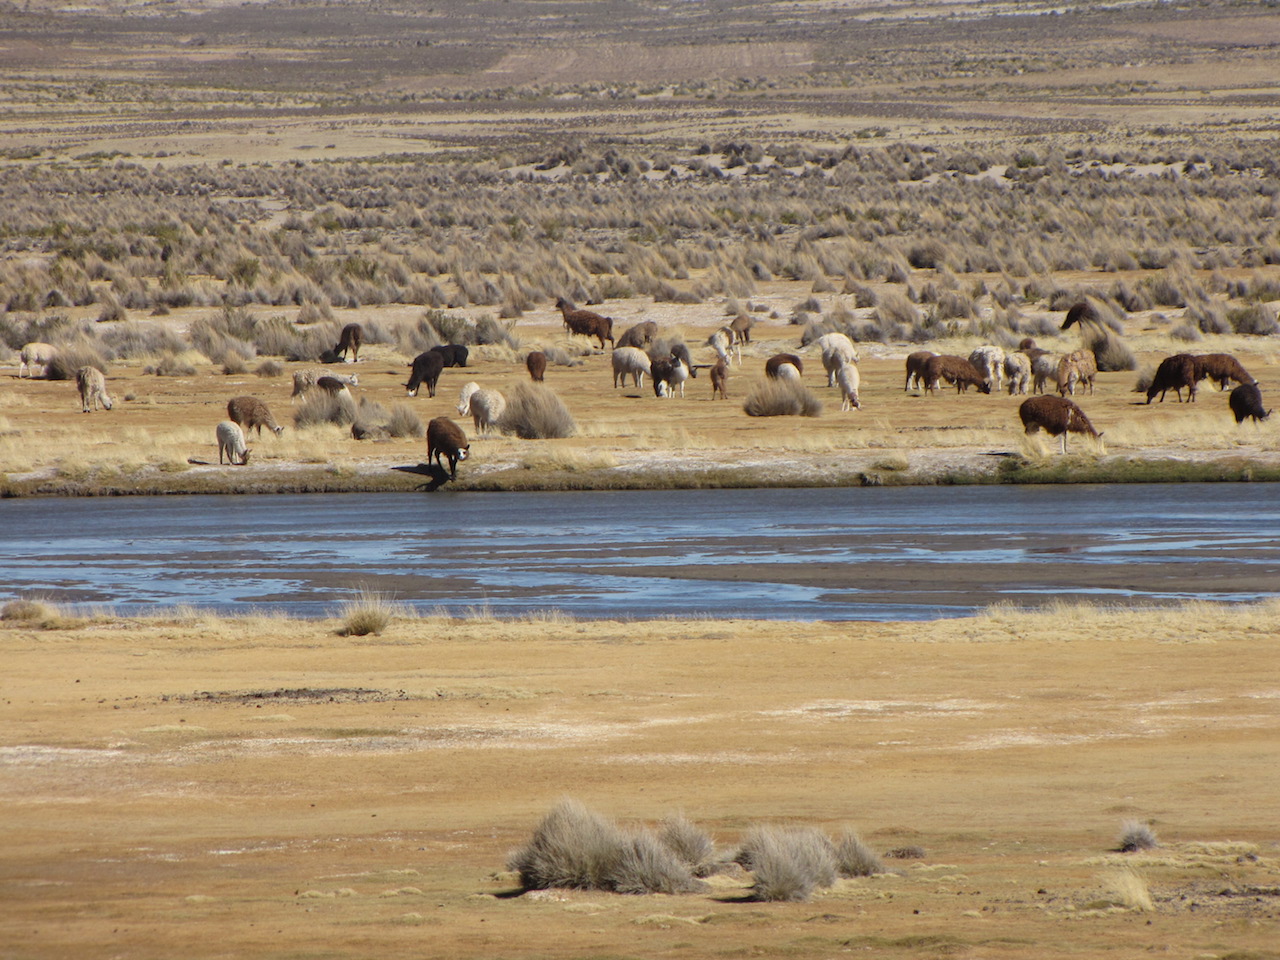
[3,603,1279,959]
[2,2,1280,958]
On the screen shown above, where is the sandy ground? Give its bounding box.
[2,605,1278,959]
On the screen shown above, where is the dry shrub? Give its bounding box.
[736,825,837,902]
[1,598,58,623]
[337,590,407,637]
[875,288,921,327]
[1169,322,1203,343]
[1117,820,1158,853]
[100,322,188,359]
[499,383,575,439]
[255,359,284,378]
[1189,301,1231,335]
[1228,303,1279,336]
[44,338,109,380]
[1103,867,1154,912]
[507,799,701,895]
[744,380,823,418]
[145,352,197,377]
[385,404,424,439]
[833,828,884,877]
[657,816,720,878]
[222,353,249,375]
[294,392,357,429]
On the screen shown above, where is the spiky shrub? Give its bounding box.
[337,590,405,637]
[737,826,837,902]
[1117,820,1158,853]
[385,404,425,439]
[833,828,883,877]
[744,380,823,418]
[498,383,576,439]
[294,392,356,429]
[657,816,719,878]
[507,799,700,894]
[44,339,109,380]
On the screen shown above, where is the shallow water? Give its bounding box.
[3,484,1277,620]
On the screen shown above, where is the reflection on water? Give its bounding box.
[2,485,1277,621]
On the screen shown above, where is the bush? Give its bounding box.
[1228,303,1279,336]
[146,352,197,377]
[255,359,284,378]
[507,799,701,895]
[1169,322,1203,343]
[736,826,837,902]
[744,380,823,417]
[385,403,425,439]
[337,590,406,637]
[498,383,575,439]
[44,338,109,380]
[1117,820,1158,853]
[657,816,720,878]
[833,828,883,877]
[1189,301,1231,335]
[294,392,357,429]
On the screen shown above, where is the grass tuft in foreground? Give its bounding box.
[337,590,408,636]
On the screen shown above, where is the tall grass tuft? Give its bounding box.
[507,798,701,894]
[498,383,576,439]
[737,825,838,902]
[1117,820,1159,853]
[744,380,823,418]
[44,339,109,380]
[337,590,406,637]
[294,392,357,429]
[833,828,884,877]
[657,815,720,878]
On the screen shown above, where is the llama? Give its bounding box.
[707,326,742,367]
[333,323,362,362]
[1192,353,1255,391]
[729,313,754,344]
[19,342,56,378]
[1031,353,1061,394]
[616,321,658,350]
[426,417,469,479]
[1228,383,1271,424]
[651,355,692,398]
[710,358,729,399]
[293,369,357,399]
[1056,349,1097,397]
[815,333,859,387]
[226,396,283,436]
[458,386,506,434]
[525,351,547,382]
[922,355,991,395]
[76,366,113,412]
[405,350,445,398]
[555,297,614,349]
[430,343,469,368]
[835,362,861,411]
[1146,354,1197,404]
[968,345,1006,393]
[612,347,651,389]
[904,350,936,391]
[1004,352,1031,396]
[215,420,251,465]
[765,353,804,380]
[1019,395,1102,453]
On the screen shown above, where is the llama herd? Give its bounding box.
[9,298,1274,483]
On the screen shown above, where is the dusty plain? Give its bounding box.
[3,605,1280,960]
[3,2,1280,959]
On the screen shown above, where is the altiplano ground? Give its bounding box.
[2,605,1278,959]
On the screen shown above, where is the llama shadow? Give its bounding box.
[392,462,453,491]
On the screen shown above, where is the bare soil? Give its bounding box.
[3,606,1278,959]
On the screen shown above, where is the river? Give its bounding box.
[2,484,1276,620]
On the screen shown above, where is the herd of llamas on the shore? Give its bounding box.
[11,298,1272,477]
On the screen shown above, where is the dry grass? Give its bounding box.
[336,590,409,637]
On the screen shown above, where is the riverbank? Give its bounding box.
[3,601,1278,960]
[5,447,1280,498]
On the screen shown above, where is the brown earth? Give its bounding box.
[2,604,1278,959]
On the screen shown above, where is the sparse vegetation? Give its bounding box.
[744,380,823,417]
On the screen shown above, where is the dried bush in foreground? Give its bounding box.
[44,339,109,380]
[507,799,701,894]
[744,380,823,418]
[736,825,837,902]
[657,815,720,878]
[498,382,576,439]
[337,590,406,637]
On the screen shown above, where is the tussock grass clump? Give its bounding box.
[744,380,823,418]
[1,598,58,623]
[44,339,109,380]
[294,392,357,429]
[507,799,702,895]
[736,825,837,902]
[1228,303,1279,336]
[657,815,720,878]
[385,404,425,439]
[337,590,407,637]
[1103,867,1154,912]
[255,359,284,378]
[499,383,576,439]
[1118,820,1159,853]
[145,352,197,377]
[833,828,884,877]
